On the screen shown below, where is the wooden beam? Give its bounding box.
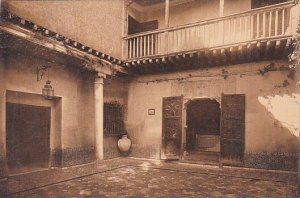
[220,49,227,65]
[219,0,225,17]
[175,54,182,61]
[205,50,213,66]
[246,43,254,61]
[125,62,131,67]
[237,45,246,63]
[284,38,292,56]
[229,46,237,64]
[254,41,262,60]
[168,56,175,64]
[165,0,170,27]
[188,53,195,59]
[197,51,205,67]
[1,21,126,74]
[213,49,220,65]
[131,61,137,66]
[274,40,282,58]
[265,40,275,59]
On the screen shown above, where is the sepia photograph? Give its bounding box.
[0,0,299,197]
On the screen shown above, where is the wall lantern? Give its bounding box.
[37,65,55,100]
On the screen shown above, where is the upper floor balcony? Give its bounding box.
[123,0,299,71]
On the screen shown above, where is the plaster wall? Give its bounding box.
[126,60,300,156]
[224,0,251,16]
[131,0,219,29]
[4,0,123,59]
[103,78,129,159]
[130,0,252,30]
[2,52,96,150]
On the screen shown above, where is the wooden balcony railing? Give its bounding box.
[124,1,297,60]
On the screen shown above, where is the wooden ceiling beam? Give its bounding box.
[220,49,227,65]
[237,45,247,64]
[265,40,275,59]
[229,46,238,64]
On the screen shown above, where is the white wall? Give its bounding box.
[125,60,300,153]
[4,0,124,59]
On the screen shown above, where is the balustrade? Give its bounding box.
[124,2,296,60]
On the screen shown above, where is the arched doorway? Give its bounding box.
[185,99,220,164]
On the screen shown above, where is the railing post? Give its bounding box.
[269,11,273,37]
[257,13,260,38]
[133,37,136,58]
[250,14,254,39]
[282,8,285,35]
[122,2,296,60]
[165,30,169,55]
[263,11,266,37]
[219,0,224,17]
[275,10,279,36]
[122,0,128,60]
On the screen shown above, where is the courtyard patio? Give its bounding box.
[5,158,298,198]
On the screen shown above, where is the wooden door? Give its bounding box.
[162,96,183,159]
[220,94,245,166]
[6,103,51,170]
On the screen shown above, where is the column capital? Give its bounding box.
[95,72,105,84]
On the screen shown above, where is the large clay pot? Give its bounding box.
[118,135,131,152]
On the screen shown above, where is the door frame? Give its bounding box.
[181,96,221,159]
[5,90,62,173]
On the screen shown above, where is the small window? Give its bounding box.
[104,102,125,136]
[251,0,288,9]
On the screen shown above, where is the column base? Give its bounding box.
[0,177,7,196]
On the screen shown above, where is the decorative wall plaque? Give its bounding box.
[148,109,155,115]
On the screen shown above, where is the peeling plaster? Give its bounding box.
[258,93,300,137]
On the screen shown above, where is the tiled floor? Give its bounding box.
[5,158,299,198]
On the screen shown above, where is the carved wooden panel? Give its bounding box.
[220,94,245,166]
[162,96,183,158]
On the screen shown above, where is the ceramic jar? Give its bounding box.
[118,135,131,152]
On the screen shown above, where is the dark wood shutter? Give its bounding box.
[220,94,245,166]
[162,96,183,159]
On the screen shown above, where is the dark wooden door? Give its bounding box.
[162,96,183,159]
[220,94,245,166]
[6,103,51,171]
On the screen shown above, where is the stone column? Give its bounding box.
[94,74,105,160]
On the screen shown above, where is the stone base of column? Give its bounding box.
[0,178,7,197]
[0,155,8,196]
